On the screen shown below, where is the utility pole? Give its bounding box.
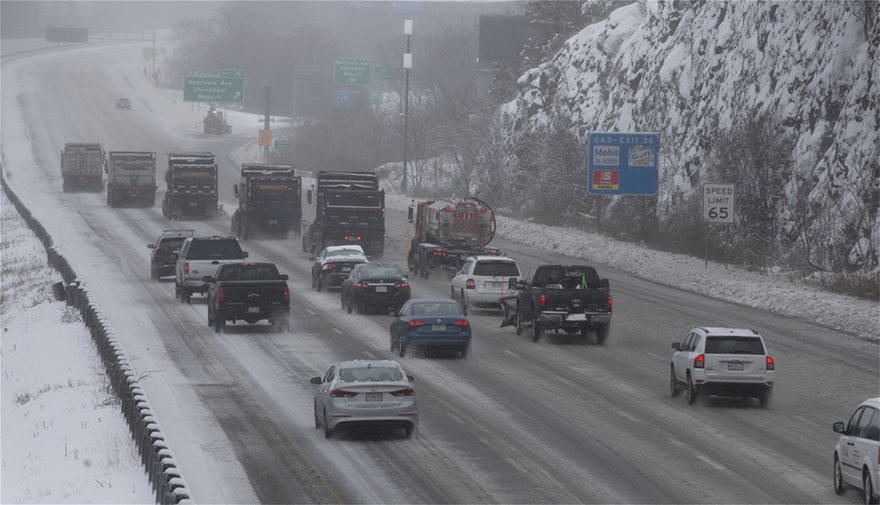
[402,19,413,195]
[264,86,270,159]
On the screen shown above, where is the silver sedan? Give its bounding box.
[310,360,418,439]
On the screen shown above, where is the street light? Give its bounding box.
[402,19,413,195]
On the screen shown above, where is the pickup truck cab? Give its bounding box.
[203,262,290,333]
[501,264,612,344]
[175,236,248,303]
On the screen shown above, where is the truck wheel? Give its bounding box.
[531,316,543,342]
[515,311,525,336]
[670,366,680,397]
[596,323,610,345]
[214,314,225,333]
[62,178,70,192]
[107,192,114,207]
[685,374,697,405]
[150,266,157,281]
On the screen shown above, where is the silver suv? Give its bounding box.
[833,397,880,504]
[174,236,248,303]
[670,327,775,407]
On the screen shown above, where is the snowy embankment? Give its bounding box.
[0,189,151,503]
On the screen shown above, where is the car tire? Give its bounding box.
[757,389,771,408]
[865,468,878,505]
[833,454,845,495]
[399,336,406,358]
[150,266,157,281]
[515,310,525,336]
[404,425,414,439]
[317,276,323,292]
[531,316,542,343]
[314,401,320,429]
[174,283,181,299]
[183,289,192,304]
[670,366,680,397]
[323,409,332,439]
[341,293,347,311]
[214,314,225,333]
[596,323,610,345]
[685,374,697,405]
[390,331,397,351]
[207,307,213,326]
[460,345,469,359]
[460,290,468,316]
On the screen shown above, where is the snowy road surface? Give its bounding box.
[2,41,876,503]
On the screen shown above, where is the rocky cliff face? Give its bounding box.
[505,0,878,271]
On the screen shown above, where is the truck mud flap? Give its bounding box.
[500,295,517,328]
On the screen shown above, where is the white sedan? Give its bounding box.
[310,360,418,439]
[451,255,522,315]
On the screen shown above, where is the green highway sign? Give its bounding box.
[374,66,403,80]
[218,69,245,78]
[184,76,244,103]
[274,139,291,149]
[334,58,371,86]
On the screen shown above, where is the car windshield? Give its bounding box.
[410,302,462,317]
[360,267,402,280]
[338,366,403,382]
[473,261,519,277]
[187,240,243,260]
[705,336,765,355]
[326,248,363,258]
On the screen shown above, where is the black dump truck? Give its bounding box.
[161,152,218,219]
[501,265,613,344]
[106,151,157,207]
[302,171,385,258]
[231,164,302,240]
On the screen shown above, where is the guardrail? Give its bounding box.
[1,172,193,505]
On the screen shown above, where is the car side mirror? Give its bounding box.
[306,189,313,205]
[671,342,681,351]
[232,184,239,197]
[407,374,414,382]
[242,251,249,258]
[202,276,214,283]
[407,206,414,223]
[508,278,518,290]
[833,421,846,434]
[309,377,322,385]
[147,243,155,249]
[599,278,610,290]
[279,274,289,280]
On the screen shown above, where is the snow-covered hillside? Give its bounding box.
[506,0,878,273]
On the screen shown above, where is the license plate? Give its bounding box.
[486,282,501,288]
[342,267,351,272]
[248,307,259,313]
[375,286,388,293]
[432,324,445,331]
[365,392,382,402]
[728,362,743,371]
[268,220,278,225]
[189,202,198,207]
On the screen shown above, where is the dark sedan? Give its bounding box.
[310,245,368,291]
[390,299,471,358]
[341,263,410,314]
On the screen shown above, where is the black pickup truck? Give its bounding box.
[501,265,612,344]
[203,262,290,333]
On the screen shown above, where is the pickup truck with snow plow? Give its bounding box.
[203,262,290,333]
[500,264,612,344]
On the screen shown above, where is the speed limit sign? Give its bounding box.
[703,183,735,224]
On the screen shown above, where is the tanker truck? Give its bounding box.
[407,197,499,278]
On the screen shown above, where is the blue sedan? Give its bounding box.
[390,299,471,358]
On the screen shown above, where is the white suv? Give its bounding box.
[833,397,880,504]
[451,256,522,314]
[670,327,775,407]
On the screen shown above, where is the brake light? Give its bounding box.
[322,264,337,270]
[389,387,415,397]
[343,234,349,241]
[442,206,452,212]
[355,235,362,241]
[408,320,425,327]
[380,208,386,214]
[608,295,613,308]
[216,287,224,303]
[453,320,469,327]
[465,279,476,289]
[353,281,368,289]
[538,294,546,306]
[694,354,705,369]
[766,355,775,370]
[394,281,409,289]
[184,262,190,274]
[432,250,445,256]
[330,389,357,398]
[282,287,289,303]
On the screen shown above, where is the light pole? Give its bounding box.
[402,19,413,195]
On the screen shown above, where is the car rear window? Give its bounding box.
[360,267,402,280]
[338,366,403,382]
[327,248,364,258]
[410,302,462,317]
[159,237,187,251]
[705,336,765,355]
[187,239,243,260]
[219,264,280,281]
[473,261,519,277]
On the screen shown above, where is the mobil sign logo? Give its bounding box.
[592,145,620,166]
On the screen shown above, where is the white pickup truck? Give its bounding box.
[174,236,249,303]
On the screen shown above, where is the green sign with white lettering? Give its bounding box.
[218,69,245,78]
[334,59,371,86]
[274,139,291,149]
[184,77,244,103]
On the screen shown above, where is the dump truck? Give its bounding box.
[161,152,219,219]
[407,197,498,278]
[231,164,302,240]
[203,105,231,134]
[60,143,105,192]
[302,171,385,258]
[106,151,157,207]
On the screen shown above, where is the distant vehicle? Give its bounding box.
[500,264,612,344]
[203,104,231,134]
[174,236,248,303]
[231,164,301,240]
[450,255,522,315]
[106,151,157,207]
[340,263,410,314]
[203,262,290,333]
[407,197,498,279]
[60,143,104,192]
[390,299,471,358]
[161,152,218,219]
[147,229,194,281]
[833,397,880,504]
[310,359,418,439]
[116,98,131,110]
[310,245,368,291]
[670,327,775,406]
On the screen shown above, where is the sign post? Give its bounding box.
[333,59,371,86]
[184,77,244,103]
[702,182,736,268]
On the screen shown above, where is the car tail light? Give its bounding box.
[282,287,289,304]
[355,235,362,241]
[608,295,613,308]
[453,320,469,327]
[353,281,368,289]
[184,262,190,274]
[322,263,336,270]
[538,294,546,306]
[330,389,357,398]
[216,287,224,303]
[389,387,415,397]
[694,354,705,369]
[766,355,775,370]
[408,320,425,327]
[442,206,452,212]
[343,234,350,241]
[466,279,476,289]
[432,250,445,256]
[380,207,386,214]
[394,281,409,289]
